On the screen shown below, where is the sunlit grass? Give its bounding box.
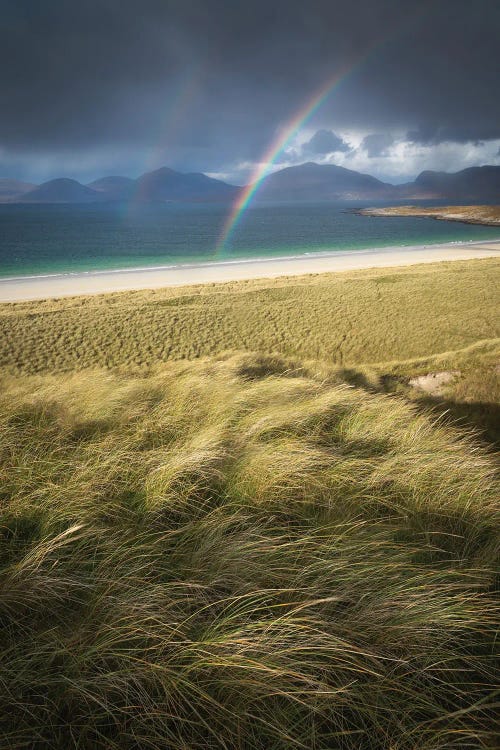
[0,257,498,374]
[0,258,498,746]
[0,353,498,748]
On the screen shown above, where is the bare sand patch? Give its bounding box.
[409,370,460,395]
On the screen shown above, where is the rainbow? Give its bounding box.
[127,68,202,210]
[216,6,427,253]
[216,66,354,251]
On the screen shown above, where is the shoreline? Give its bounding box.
[1,240,499,302]
[356,205,500,227]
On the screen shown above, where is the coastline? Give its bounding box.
[356,205,500,226]
[0,239,499,302]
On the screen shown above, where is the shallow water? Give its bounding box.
[1,200,499,278]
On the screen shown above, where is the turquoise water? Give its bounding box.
[0,201,499,278]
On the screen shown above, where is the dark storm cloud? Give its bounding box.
[1,0,499,180]
[302,130,351,155]
[361,134,395,157]
[406,125,500,145]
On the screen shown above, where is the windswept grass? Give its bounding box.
[0,353,498,749]
[1,258,498,746]
[0,257,498,374]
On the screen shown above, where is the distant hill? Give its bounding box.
[87,176,135,200]
[411,166,500,200]
[134,167,239,202]
[256,162,393,201]
[3,163,499,204]
[254,163,500,202]
[20,178,101,203]
[3,169,239,204]
[0,179,37,202]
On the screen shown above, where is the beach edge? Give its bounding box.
[1,240,499,302]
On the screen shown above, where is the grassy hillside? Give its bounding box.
[1,259,498,747]
[0,353,498,749]
[1,258,498,374]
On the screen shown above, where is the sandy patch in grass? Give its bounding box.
[409,370,460,395]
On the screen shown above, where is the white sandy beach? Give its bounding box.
[0,240,499,302]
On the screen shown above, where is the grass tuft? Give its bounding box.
[0,354,497,748]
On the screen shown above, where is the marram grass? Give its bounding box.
[0,353,498,749]
[0,257,498,374]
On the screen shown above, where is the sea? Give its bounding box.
[0,200,499,279]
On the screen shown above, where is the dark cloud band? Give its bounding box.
[1,0,498,179]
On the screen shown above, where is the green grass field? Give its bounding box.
[1,258,498,373]
[0,258,498,748]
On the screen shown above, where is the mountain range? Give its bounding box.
[1,163,498,204]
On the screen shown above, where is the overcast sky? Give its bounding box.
[1,0,499,184]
